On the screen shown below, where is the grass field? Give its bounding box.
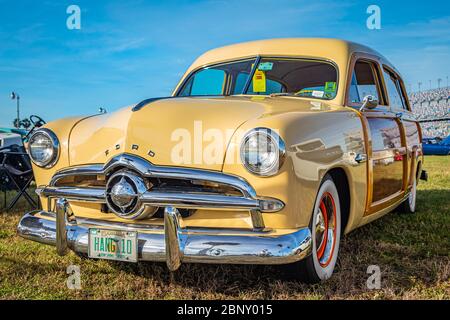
[0,156,449,300]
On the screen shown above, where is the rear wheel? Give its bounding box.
[287,174,341,283]
[398,173,417,214]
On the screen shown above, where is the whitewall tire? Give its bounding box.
[399,174,417,214]
[287,174,341,283]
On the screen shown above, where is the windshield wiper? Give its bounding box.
[269,93,299,97]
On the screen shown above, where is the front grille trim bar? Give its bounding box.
[50,153,256,198]
[37,186,263,211]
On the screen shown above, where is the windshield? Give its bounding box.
[177,57,338,100]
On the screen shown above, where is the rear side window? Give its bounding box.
[383,69,407,110]
[349,61,380,104]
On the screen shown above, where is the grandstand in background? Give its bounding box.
[409,87,450,138]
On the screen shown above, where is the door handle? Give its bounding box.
[354,153,367,164]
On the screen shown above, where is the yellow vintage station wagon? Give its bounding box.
[18,38,427,283]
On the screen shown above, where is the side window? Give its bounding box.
[349,61,380,104]
[180,69,226,96]
[383,69,407,110]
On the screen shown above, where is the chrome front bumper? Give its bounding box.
[17,199,312,270]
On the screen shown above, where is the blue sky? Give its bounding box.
[0,0,449,126]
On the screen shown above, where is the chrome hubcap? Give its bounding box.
[315,209,326,251]
[110,177,137,209]
[105,170,149,218]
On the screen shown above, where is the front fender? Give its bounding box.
[222,107,367,231]
[32,115,100,188]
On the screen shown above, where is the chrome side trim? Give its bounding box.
[17,202,312,268]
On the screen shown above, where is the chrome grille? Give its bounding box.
[37,153,285,228]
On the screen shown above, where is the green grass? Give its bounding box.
[0,156,449,300]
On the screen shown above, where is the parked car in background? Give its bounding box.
[0,131,32,193]
[0,128,28,143]
[0,131,23,148]
[0,116,46,193]
[17,38,427,283]
[423,137,441,145]
[423,135,450,155]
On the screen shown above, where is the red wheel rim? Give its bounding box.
[316,201,328,259]
[315,192,337,268]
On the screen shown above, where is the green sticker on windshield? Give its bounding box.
[324,82,337,93]
[258,62,273,71]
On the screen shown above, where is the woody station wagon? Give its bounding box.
[18,38,427,283]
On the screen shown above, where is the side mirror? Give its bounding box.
[360,95,378,111]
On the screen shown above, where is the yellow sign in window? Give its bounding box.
[252,70,266,93]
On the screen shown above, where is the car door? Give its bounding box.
[346,56,407,215]
[382,66,422,197]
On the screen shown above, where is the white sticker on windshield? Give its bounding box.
[258,62,274,71]
[312,91,324,98]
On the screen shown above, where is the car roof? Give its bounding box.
[186,38,393,72]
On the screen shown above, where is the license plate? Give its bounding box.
[88,228,138,262]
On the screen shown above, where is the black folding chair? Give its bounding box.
[0,147,38,211]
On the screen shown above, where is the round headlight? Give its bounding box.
[240,128,286,176]
[28,129,60,168]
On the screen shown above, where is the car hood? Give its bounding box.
[68,96,337,171]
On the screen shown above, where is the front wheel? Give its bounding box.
[286,174,341,283]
